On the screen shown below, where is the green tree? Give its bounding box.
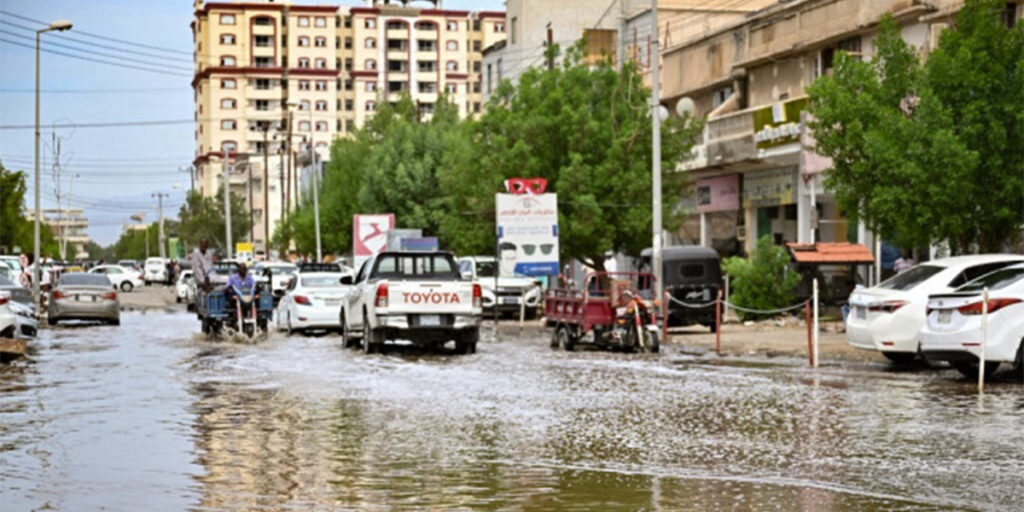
[807,1,1024,253]
[0,160,59,256]
[440,42,701,267]
[722,235,801,320]
[177,189,251,255]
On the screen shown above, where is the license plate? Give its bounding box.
[325,299,341,307]
[501,297,519,305]
[419,315,441,326]
[856,307,866,320]
[937,310,952,324]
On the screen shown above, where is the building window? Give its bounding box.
[473,19,481,31]
[298,57,310,68]
[315,58,327,69]
[315,121,328,132]
[298,100,310,111]
[255,78,272,90]
[315,80,328,91]
[388,60,406,72]
[220,55,236,66]
[220,98,236,109]
[446,40,458,51]
[220,14,235,25]
[221,119,237,130]
[298,80,311,90]
[473,102,481,113]
[315,16,327,28]
[253,35,270,47]
[387,39,407,50]
[298,121,310,131]
[446,60,458,71]
[388,81,405,92]
[365,81,377,92]
[446,83,457,94]
[315,36,327,47]
[220,34,236,45]
[494,22,505,33]
[253,17,272,26]
[222,141,238,152]
[418,82,436,93]
[344,79,353,91]
[344,58,353,70]
[387,20,405,30]
[315,100,328,111]
[254,99,270,111]
[365,37,377,49]
[298,36,310,47]
[366,101,377,112]
[418,40,436,52]
[345,99,353,111]
[365,58,377,70]
[472,81,481,93]
[365,18,376,29]
[344,16,352,28]
[298,16,310,27]
[418,60,436,72]
[344,37,353,49]
[447,20,458,31]
[473,40,481,52]
[254,56,273,67]
[221,78,237,89]
[472,61,481,72]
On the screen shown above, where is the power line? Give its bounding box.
[0,29,194,72]
[0,9,193,56]
[0,87,189,94]
[0,19,194,64]
[0,38,193,77]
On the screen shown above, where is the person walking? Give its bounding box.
[190,238,214,292]
[894,251,915,274]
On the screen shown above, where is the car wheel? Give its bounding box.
[951,360,1001,380]
[176,296,182,304]
[455,328,479,355]
[109,318,121,326]
[341,312,356,348]
[120,281,133,292]
[47,317,58,326]
[882,351,918,365]
[286,312,294,336]
[1015,338,1024,382]
[362,312,380,354]
[644,330,660,353]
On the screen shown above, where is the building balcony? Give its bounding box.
[386,29,409,40]
[681,97,807,172]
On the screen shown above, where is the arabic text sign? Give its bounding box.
[496,193,559,276]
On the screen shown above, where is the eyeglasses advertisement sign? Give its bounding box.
[495,193,559,277]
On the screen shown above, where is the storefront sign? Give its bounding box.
[695,174,740,213]
[753,98,808,150]
[496,193,559,276]
[742,168,797,207]
[353,213,395,269]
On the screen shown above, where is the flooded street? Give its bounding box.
[2,310,1022,511]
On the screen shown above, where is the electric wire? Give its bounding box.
[0,38,193,77]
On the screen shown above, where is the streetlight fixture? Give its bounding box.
[286,101,322,261]
[34,18,73,314]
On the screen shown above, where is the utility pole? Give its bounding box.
[287,110,294,218]
[224,157,233,260]
[152,192,168,259]
[309,133,322,262]
[181,166,195,193]
[547,24,554,70]
[262,122,270,257]
[650,0,665,319]
[281,112,290,223]
[247,154,254,244]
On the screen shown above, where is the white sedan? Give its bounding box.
[275,272,351,334]
[846,254,1024,364]
[89,264,145,292]
[175,270,194,304]
[922,263,1024,380]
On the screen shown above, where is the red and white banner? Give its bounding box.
[353,214,395,269]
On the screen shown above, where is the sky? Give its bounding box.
[0,0,504,246]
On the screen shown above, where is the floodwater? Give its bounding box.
[2,311,1022,511]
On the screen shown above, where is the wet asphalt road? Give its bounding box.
[1,310,1022,511]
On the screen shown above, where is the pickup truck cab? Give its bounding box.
[341,251,481,354]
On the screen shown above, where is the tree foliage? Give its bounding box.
[177,189,251,256]
[722,235,801,319]
[807,1,1024,253]
[0,160,60,257]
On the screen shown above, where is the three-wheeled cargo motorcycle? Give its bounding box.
[545,271,660,353]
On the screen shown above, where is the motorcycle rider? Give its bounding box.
[613,289,642,342]
[226,262,256,302]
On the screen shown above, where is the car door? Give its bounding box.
[347,258,372,329]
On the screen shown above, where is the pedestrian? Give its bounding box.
[894,251,915,274]
[166,259,175,286]
[191,238,214,292]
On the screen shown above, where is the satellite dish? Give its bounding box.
[676,97,696,117]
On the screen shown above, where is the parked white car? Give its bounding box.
[175,270,194,304]
[0,291,38,339]
[341,251,481,354]
[275,272,351,334]
[846,254,1024,363]
[253,261,299,300]
[144,257,168,284]
[921,263,1024,379]
[457,256,542,318]
[89,264,144,292]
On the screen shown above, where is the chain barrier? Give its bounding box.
[665,293,808,315]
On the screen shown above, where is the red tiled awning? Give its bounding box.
[785,242,875,264]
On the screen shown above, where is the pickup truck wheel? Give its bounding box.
[1015,339,1024,382]
[286,313,295,336]
[341,313,357,349]
[120,281,133,292]
[362,313,380,354]
[455,328,479,355]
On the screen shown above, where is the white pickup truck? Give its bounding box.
[341,251,481,354]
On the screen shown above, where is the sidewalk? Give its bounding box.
[119,285,178,311]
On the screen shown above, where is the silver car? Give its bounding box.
[48,273,121,326]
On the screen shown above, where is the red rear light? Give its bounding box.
[294,295,311,306]
[958,298,1022,315]
[376,282,388,308]
[53,290,69,300]
[868,300,907,313]
[0,296,8,305]
[101,292,117,301]
[472,284,482,308]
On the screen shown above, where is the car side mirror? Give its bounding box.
[461,271,473,280]
[340,275,353,285]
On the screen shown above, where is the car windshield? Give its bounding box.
[59,273,110,287]
[475,261,497,278]
[0,276,15,286]
[957,267,1024,292]
[375,254,458,279]
[877,265,943,291]
[212,264,238,275]
[302,276,343,287]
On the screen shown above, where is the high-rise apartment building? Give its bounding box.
[191,0,505,253]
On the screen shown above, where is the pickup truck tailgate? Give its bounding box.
[388,281,476,314]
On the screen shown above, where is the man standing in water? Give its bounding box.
[190,238,214,292]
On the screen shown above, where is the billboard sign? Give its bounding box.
[353,213,395,269]
[495,193,559,276]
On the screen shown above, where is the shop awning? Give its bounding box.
[785,242,874,265]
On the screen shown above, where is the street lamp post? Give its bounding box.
[287,102,322,261]
[34,19,73,314]
[649,0,665,320]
